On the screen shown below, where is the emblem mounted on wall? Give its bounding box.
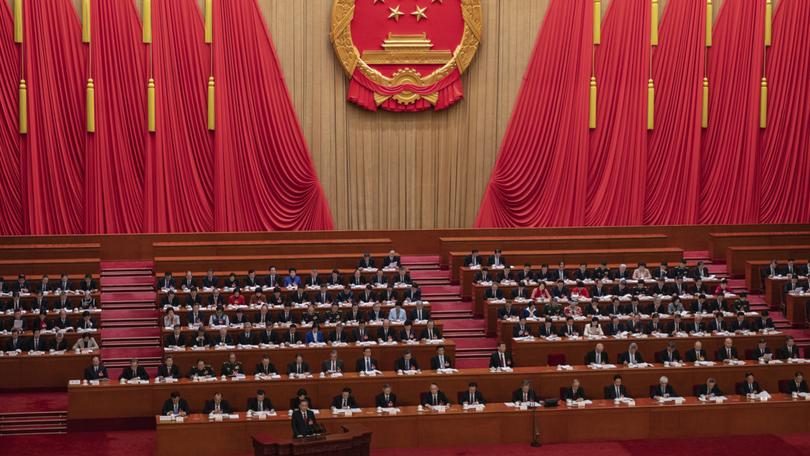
[330,0,483,112]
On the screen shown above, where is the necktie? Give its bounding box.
[470,393,474,403]
[523,392,527,402]
[174,404,178,414]
[630,353,635,363]
[366,358,370,371]
[727,348,731,358]
[433,394,438,405]
[596,352,600,363]
[385,395,389,404]
[405,359,409,369]
[258,401,263,412]
[616,386,620,397]
[500,353,505,367]
[331,361,336,372]
[297,363,302,374]
[439,356,444,367]
[342,399,347,408]
[215,403,220,413]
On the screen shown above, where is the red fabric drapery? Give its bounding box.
[643,0,704,225]
[0,1,22,235]
[22,0,86,234]
[212,0,333,231]
[585,0,650,226]
[348,68,464,112]
[699,0,765,224]
[144,0,215,233]
[758,0,810,223]
[476,0,591,227]
[85,0,147,233]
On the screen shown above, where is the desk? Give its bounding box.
[0,308,102,328]
[482,294,736,335]
[0,351,95,390]
[155,395,810,454]
[786,293,809,328]
[727,246,810,277]
[69,362,805,421]
[764,277,792,309]
[511,333,787,366]
[252,423,372,456]
[497,315,758,345]
[165,341,454,377]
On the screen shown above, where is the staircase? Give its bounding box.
[0,411,67,436]
[402,256,495,367]
[99,261,162,376]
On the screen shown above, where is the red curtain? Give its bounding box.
[643,0,705,225]
[22,0,87,234]
[585,0,650,226]
[699,0,765,224]
[144,0,214,233]
[0,1,22,235]
[212,0,333,231]
[85,0,147,233]
[476,0,591,227]
[758,0,810,223]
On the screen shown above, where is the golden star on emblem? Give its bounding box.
[388,5,404,21]
[411,5,428,21]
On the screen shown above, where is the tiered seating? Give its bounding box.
[708,231,810,261]
[726,245,810,277]
[155,252,396,276]
[153,238,394,257]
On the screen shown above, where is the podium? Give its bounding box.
[252,424,371,456]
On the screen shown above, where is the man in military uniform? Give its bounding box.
[221,352,244,377]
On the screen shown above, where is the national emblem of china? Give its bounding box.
[330,0,483,112]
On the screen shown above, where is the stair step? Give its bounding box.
[423,296,463,303]
[401,255,440,264]
[413,279,451,286]
[101,275,155,286]
[102,321,159,329]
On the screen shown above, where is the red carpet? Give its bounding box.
[0,392,67,412]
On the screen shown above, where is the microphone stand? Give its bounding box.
[530,403,541,447]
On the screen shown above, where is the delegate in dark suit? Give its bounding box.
[157,364,181,378]
[247,397,274,412]
[291,408,319,438]
[331,395,358,409]
[511,388,539,403]
[203,400,233,414]
[604,384,629,399]
[375,392,397,408]
[564,387,587,401]
[650,384,677,398]
[161,398,190,415]
[694,384,723,397]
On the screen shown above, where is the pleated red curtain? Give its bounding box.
[22,0,87,234]
[643,0,704,225]
[585,0,650,226]
[0,1,23,235]
[212,0,333,231]
[85,0,147,233]
[698,0,765,224]
[758,0,810,223]
[144,0,215,233]
[476,0,591,228]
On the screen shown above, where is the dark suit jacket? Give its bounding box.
[119,366,150,381]
[247,397,274,411]
[162,398,189,415]
[489,351,513,369]
[164,333,186,348]
[409,308,430,321]
[291,409,319,437]
[694,384,723,397]
[658,349,681,363]
[737,381,761,395]
[254,362,278,375]
[464,254,483,267]
[716,346,739,361]
[238,332,257,345]
[157,364,181,378]
[84,365,109,380]
[618,351,644,364]
[375,393,397,408]
[420,328,442,340]
[331,395,358,409]
[320,359,344,373]
[564,387,587,401]
[778,345,801,359]
[394,357,419,371]
[487,255,507,267]
[650,384,677,398]
[511,389,539,403]
[685,348,708,362]
[355,357,379,372]
[604,384,629,399]
[286,361,310,375]
[585,350,609,365]
[203,400,232,414]
[459,390,486,404]
[421,391,450,406]
[430,355,452,370]
[751,347,772,360]
[788,380,809,393]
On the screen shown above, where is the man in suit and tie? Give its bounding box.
[375,384,397,408]
[203,393,233,414]
[788,372,808,394]
[716,338,739,362]
[488,249,507,268]
[659,342,681,363]
[431,345,453,370]
[489,343,514,369]
[358,253,375,269]
[353,321,372,343]
[321,349,344,374]
[247,389,274,412]
[513,317,532,338]
[403,283,421,302]
[751,338,772,361]
[84,355,109,381]
[558,316,579,337]
[330,323,348,344]
[689,314,706,333]
[604,315,625,336]
[162,391,190,416]
[605,374,630,399]
[512,379,539,403]
[158,272,176,290]
[517,264,535,283]
[394,350,419,372]
[651,376,677,399]
[668,314,685,335]
[376,319,397,342]
[685,341,708,362]
[421,383,450,406]
[399,321,418,342]
[564,379,587,401]
[409,301,430,322]
[29,329,45,352]
[287,354,310,376]
[420,320,442,341]
[695,377,723,397]
[484,283,504,300]
[254,354,278,376]
[619,343,644,365]
[119,358,150,381]
[332,387,358,409]
[238,323,258,345]
[356,347,378,373]
[157,355,181,379]
[382,250,401,268]
[465,250,483,267]
[777,336,802,359]
[291,399,320,438]
[461,382,485,404]
[737,372,761,395]
[585,343,609,365]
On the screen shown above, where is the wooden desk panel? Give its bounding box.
[454,248,685,291]
[154,395,810,455]
[727,246,810,277]
[69,362,805,421]
[0,351,95,390]
[155,254,394,277]
[786,294,809,329]
[153,238,393,257]
[708,231,810,261]
[438,234,670,269]
[510,333,787,366]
